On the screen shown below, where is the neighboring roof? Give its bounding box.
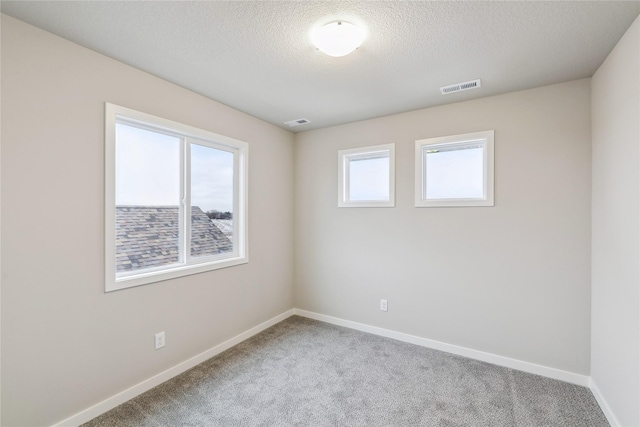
[190,208,233,258]
[211,219,233,237]
[115,206,232,273]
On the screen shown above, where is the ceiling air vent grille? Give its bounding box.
[284,118,311,127]
[440,79,481,95]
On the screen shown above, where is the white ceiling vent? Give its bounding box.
[284,118,311,127]
[440,79,481,95]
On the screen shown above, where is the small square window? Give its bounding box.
[415,130,494,207]
[338,143,395,207]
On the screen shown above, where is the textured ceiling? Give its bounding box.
[2,1,640,132]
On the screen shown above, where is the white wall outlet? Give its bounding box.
[380,299,388,312]
[155,331,165,349]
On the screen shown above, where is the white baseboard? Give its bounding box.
[52,307,597,427]
[51,309,295,427]
[293,308,590,387]
[590,378,620,426]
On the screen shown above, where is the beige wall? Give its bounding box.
[294,79,592,375]
[1,15,294,426]
[5,9,640,427]
[591,15,640,427]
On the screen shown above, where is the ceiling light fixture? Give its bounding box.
[312,21,364,57]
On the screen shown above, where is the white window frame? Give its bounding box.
[338,143,395,208]
[105,103,248,292]
[415,130,494,207]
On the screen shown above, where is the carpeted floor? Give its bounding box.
[83,316,608,426]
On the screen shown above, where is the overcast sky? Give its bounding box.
[116,123,234,213]
[349,157,390,201]
[426,147,483,199]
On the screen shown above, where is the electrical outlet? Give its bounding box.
[155,331,165,349]
[380,299,388,312]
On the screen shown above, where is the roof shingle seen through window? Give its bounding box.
[115,206,232,273]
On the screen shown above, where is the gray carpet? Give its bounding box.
[83,316,608,426]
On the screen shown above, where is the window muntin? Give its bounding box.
[338,144,395,207]
[415,131,494,207]
[105,103,248,291]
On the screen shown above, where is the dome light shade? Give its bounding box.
[312,21,364,57]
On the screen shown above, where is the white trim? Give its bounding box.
[590,378,620,426]
[104,103,117,290]
[50,309,295,427]
[293,309,590,387]
[104,102,249,292]
[52,308,600,427]
[414,130,494,208]
[338,143,395,208]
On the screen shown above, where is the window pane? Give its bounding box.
[106,103,249,291]
[425,145,484,199]
[115,123,181,273]
[190,144,234,258]
[349,155,390,201]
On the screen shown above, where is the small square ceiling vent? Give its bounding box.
[284,118,311,127]
[440,79,481,95]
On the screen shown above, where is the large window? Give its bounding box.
[105,103,248,291]
[338,143,395,207]
[415,130,494,207]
